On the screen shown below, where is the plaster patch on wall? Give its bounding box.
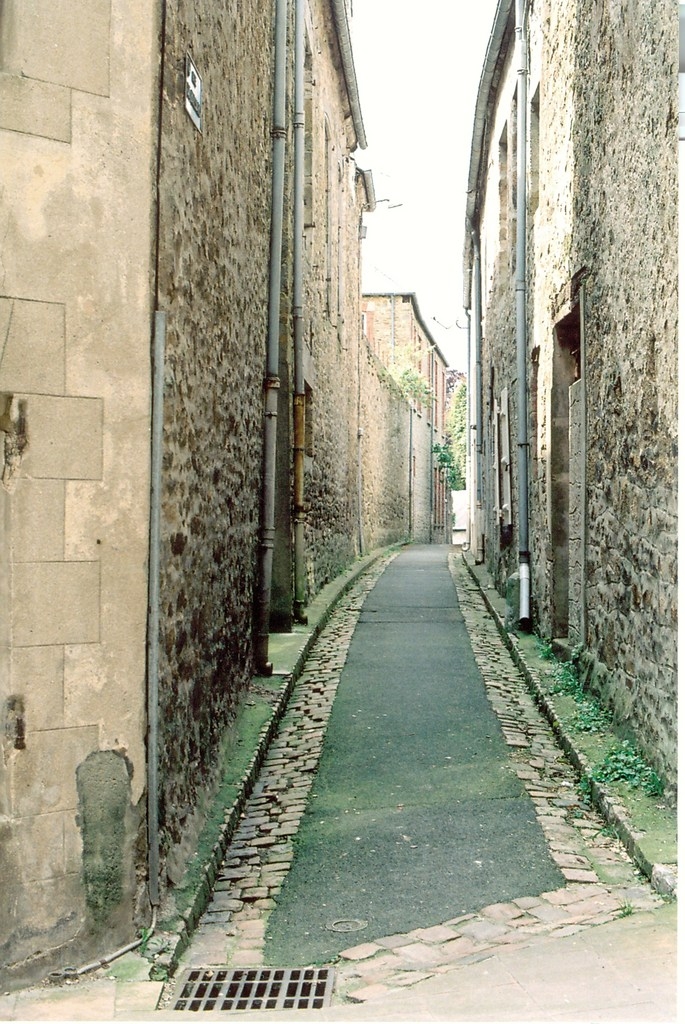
[0,395,28,492]
[76,750,134,927]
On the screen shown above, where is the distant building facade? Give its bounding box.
[464,0,677,790]
[361,292,451,543]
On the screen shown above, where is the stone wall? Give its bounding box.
[358,346,410,550]
[153,0,273,887]
[469,0,678,789]
[361,293,450,544]
[0,0,157,986]
[564,0,678,786]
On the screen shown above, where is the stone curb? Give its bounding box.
[460,551,677,901]
[151,546,395,980]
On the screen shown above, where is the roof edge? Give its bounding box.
[329,0,368,150]
[362,291,449,367]
[464,1,514,235]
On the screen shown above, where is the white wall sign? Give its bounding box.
[185,54,202,132]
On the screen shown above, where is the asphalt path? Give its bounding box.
[264,545,564,965]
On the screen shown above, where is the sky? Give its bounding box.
[350,0,500,369]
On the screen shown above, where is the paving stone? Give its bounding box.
[338,942,382,961]
[392,945,444,968]
[527,903,573,924]
[410,924,459,943]
[562,867,600,883]
[347,983,392,1003]
[437,935,479,961]
[480,902,527,921]
[444,913,478,927]
[553,851,593,869]
[391,971,433,987]
[236,921,266,937]
[229,950,264,967]
[459,919,512,943]
[352,953,408,977]
[375,933,419,950]
[512,896,543,910]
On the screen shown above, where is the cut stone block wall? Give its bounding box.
[0,0,157,985]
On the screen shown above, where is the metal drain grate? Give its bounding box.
[173,967,335,1012]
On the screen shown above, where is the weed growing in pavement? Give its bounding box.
[617,901,634,918]
[549,659,580,694]
[592,740,664,797]
[534,633,555,660]
[536,640,664,801]
[572,695,613,734]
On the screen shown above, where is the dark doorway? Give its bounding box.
[551,306,581,638]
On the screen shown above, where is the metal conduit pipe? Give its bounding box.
[293,0,307,625]
[145,0,168,911]
[463,306,472,550]
[254,0,288,674]
[467,220,485,564]
[146,311,166,909]
[515,0,532,629]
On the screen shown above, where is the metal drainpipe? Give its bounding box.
[515,0,532,629]
[408,403,413,538]
[357,297,365,555]
[293,0,307,624]
[429,349,435,542]
[145,0,168,911]
[254,0,288,674]
[468,222,485,563]
[464,307,472,550]
[146,311,165,910]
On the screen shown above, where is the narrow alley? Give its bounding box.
[0,544,675,1021]
[163,546,672,1018]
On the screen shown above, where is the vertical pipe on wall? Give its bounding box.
[469,223,485,563]
[408,404,414,539]
[255,0,288,674]
[464,307,472,550]
[293,0,307,624]
[146,310,166,908]
[429,349,435,541]
[515,0,532,629]
[146,0,168,911]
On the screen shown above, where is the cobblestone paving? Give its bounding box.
[177,550,664,1006]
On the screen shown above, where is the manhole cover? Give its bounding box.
[326,918,368,933]
[172,967,335,1012]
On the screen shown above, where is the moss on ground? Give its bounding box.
[158,685,281,928]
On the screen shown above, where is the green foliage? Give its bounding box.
[445,381,467,491]
[386,343,433,406]
[534,633,554,660]
[536,641,661,796]
[571,696,613,734]
[397,367,433,405]
[592,740,664,797]
[432,442,460,490]
[545,656,610,732]
[548,659,581,696]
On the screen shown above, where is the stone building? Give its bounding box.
[463,0,677,789]
[361,293,451,543]
[0,0,412,990]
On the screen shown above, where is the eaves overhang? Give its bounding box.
[463,0,514,295]
[330,0,368,150]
